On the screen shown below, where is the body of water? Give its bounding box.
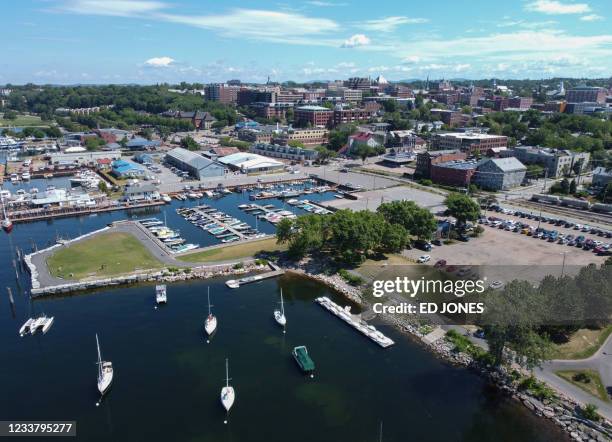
[0,179,568,442]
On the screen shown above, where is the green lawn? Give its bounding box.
[177,237,286,263]
[552,326,612,360]
[0,114,48,127]
[556,370,610,402]
[47,232,164,280]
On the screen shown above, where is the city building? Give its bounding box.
[250,143,318,162]
[274,128,328,146]
[566,86,607,104]
[415,150,467,178]
[431,160,478,187]
[237,89,278,106]
[48,150,122,166]
[473,157,526,191]
[332,107,374,126]
[344,132,381,155]
[165,147,226,180]
[162,110,216,130]
[122,182,160,202]
[111,160,147,179]
[345,77,372,91]
[429,109,467,127]
[508,96,534,110]
[294,106,333,128]
[503,146,590,178]
[126,138,161,151]
[592,167,612,188]
[218,152,285,174]
[432,132,508,155]
[388,130,426,152]
[250,102,293,120]
[205,83,241,104]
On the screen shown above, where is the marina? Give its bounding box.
[315,296,395,348]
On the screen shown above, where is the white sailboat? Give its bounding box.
[1,196,13,233]
[274,289,287,328]
[220,358,235,422]
[96,334,113,397]
[204,287,217,338]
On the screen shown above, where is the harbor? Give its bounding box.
[315,296,395,348]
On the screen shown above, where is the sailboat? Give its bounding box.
[204,287,217,337]
[273,289,287,328]
[1,196,13,233]
[220,358,235,422]
[96,334,113,397]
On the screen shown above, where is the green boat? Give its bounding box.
[292,346,315,374]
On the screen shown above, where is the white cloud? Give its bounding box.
[525,0,591,15]
[402,55,421,64]
[306,1,347,6]
[60,0,168,17]
[144,56,175,67]
[341,34,370,48]
[157,9,340,45]
[580,14,604,21]
[361,16,428,32]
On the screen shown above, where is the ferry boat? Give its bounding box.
[96,334,113,396]
[155,285,167,304]
[292,346,315,375]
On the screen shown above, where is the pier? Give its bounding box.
[315,296,395,348]
[8,200,167,224]
[182,206,247,240]
[225,262,285,288]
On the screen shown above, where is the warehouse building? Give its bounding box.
[473,157,526,191]
[218,152,285,174]
[165,147,226,180]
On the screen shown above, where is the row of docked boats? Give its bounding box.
[177,206,264,243]
[140,217,199,253]
[286,199,332,215]
[18,314,54,336]
[237,203,297,225]
[248,184,332,201]
[315,297,395,348]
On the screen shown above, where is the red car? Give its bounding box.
[434,259,447,269]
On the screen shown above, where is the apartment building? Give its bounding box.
[503,146,590,177]
[432,132,508,155]
[567,86,607,104]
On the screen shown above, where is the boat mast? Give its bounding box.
[280,289,284,316]
[225,358,230,388]
[207,287,212,316]
[96,334,102,378]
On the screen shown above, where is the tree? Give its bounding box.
[287,140,305,148]
[444,193,480,226]
[354,143,375,164]
[327,124,357,151]
[3,110,17,120]
[380,223,408,253]
[180,135,199,151]
[569,179,577,194]
[377,201,437,240]
[560,178,570,194]
[98,181,109,193]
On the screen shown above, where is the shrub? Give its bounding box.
[338,269,364,286]
[418,179,433,186]
[233,262,244,270]
[572,372,591,383]
[518,376,555,401]
[581,404,600,421]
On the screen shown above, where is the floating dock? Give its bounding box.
[225,263,284,288]
[315,296,395,348]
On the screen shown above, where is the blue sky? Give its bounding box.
[2,0,611,84]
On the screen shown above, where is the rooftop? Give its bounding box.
[166,147,217,169]
[296,105,332,112]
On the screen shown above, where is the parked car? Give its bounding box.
[434,259,447,268]
[431,239,443,246]
[489,280,504,290]
[414,240,432,251]
[417,255,431,264]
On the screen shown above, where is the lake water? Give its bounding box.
[0,179,568,441]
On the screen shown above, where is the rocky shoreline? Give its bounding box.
[295,269,612,442]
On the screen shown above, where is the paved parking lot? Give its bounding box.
[323,185,446,213]
[402,224,607,283]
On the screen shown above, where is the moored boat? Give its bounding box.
[292,346,315,375]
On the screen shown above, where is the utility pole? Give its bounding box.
[542,168,548,192]
[560,251,567,277]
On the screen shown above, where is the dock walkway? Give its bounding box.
[187,206,246,239]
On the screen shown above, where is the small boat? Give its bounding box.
[29,316,45,334]
[225,279,239,289]
[220,358,235,417]
[96,334,113,396]
[42,316,54,334]
[156,284,167,304]
[292,345,315,375]
[19,318,33,336]
[274,289,287,328]
[204,287,217,337]
[221,236,240,243]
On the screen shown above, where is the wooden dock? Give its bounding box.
[187,206,247,239]
[9,200,167,224]
[225,262,284,288]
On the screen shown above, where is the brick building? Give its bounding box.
[294,106,333,127]
[415,150,467,178]
[432,132,508,155]
[431,160,478,187]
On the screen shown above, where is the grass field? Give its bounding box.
[177,237,286,263]
[552,326,612,360]
[47,232,164,280]
[0,114,48,127]
[556,370,610,402]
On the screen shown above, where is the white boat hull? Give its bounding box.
[274,310,286,326]
[221,386,235,411]
[42,316,54,334]
[98,370,113,395]
[205,315,217,336]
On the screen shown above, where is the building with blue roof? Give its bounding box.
[111,160,146,179]
[126,137,161,151]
